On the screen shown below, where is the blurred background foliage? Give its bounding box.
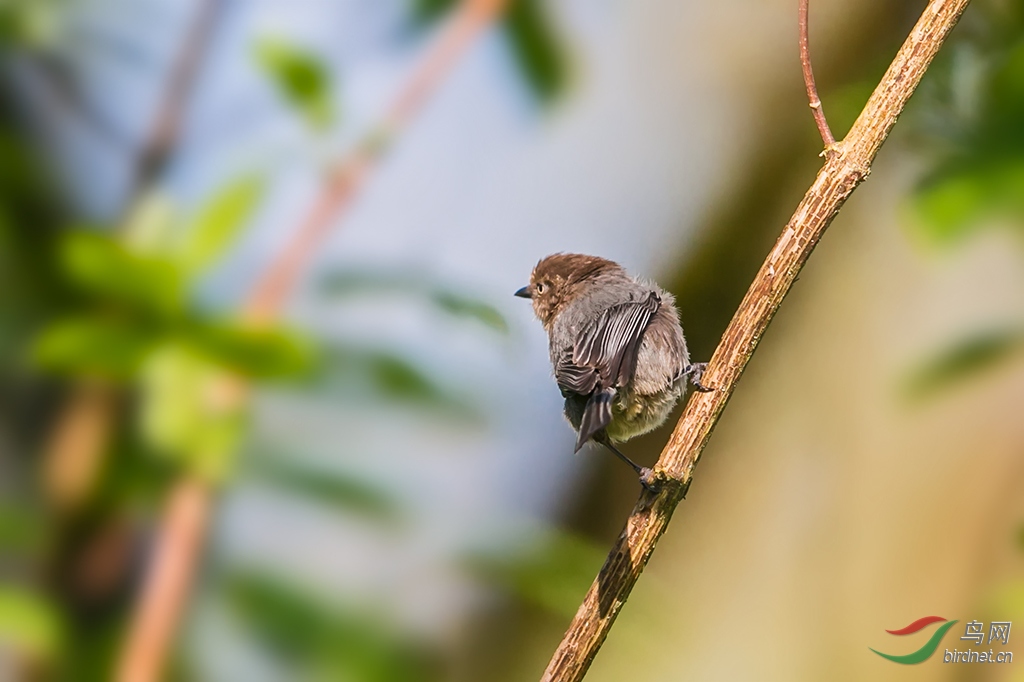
[412,0,567,102]
[253,39,336,131]
[0,0,1021,681]
[911,0,1024,244]
[902,0,1024,399]
[0,1,583,680]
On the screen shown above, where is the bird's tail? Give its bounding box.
[575,388,615,453]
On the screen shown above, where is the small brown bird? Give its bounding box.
[516,253,709,488]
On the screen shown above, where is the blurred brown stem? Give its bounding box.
[116,2,508,680]
[41,382,117,512]
[123,0,225,211]
[799,0,836,150]
[541,1,971,680]
[115,478,211,682]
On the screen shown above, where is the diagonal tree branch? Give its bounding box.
[541,1,971,680]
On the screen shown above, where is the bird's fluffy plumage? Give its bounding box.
[521,253,691,451]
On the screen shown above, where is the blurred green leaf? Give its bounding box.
[904,328,1024,400]
[0,1,60,47]
[226,571,438,681]
[909,9,1024,243]
[56,627,122,682]
[90,435,180,510]
[989,39,1024,134]
[409,0,458,24]
[363,353,443,403]
[58,231,185,317]
[0,586,62,658]
[228,572,332,659]
[179,176,264,275]
[464,528,606,618]
[254,38,335,130]
[250,454,403,523]
[912,169,990,243]
[32,315,156,380]
[431,291,509,334]
[321,269,509,334]
[502,0,568,103]
[0,502,47,553]
[123,192,178,253]
[322,345,477,419]
[184,321,317,380]
[139,344,243,481]
[911,159,1024,244]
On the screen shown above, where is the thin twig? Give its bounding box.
[541,1,971,680]
[116,2,508,680]
[799,0,836,150]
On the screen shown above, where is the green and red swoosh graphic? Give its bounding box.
[871,616,958,664]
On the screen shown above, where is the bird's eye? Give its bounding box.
[535,283,545,294]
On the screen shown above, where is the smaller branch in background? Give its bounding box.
[115,479,211,682]
[40,382,117,513]
[27,54,133,151]
[117,2,509,681]
[245,0,507,322]
[799,0,836,151]
[123,0,225,212]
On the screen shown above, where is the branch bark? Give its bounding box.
[540,1,971,679]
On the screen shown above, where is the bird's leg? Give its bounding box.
[595,435,657,492]
[680,362,712,392]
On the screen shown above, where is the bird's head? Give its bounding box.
[515,253,622,329]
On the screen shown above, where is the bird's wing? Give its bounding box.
[569,291,661,389]
[553,350,599,396]
[554,291,661,450]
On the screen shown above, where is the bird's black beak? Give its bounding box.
[514,286,532,299]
